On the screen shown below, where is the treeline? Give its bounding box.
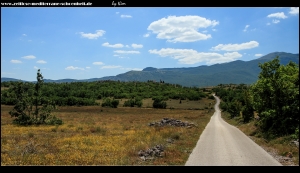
[1,79,208,107]
[212,56,299,139]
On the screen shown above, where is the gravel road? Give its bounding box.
[185,94,282,166]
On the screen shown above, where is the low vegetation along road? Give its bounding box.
[185,94,282,166]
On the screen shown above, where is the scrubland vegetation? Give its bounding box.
[1,56,298,165]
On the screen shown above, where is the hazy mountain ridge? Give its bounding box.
[2,52,299,87]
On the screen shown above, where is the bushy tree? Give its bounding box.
[250,56,299,137]
[101,98,119,108]
[153,98,167,109]
[241,89,254,123]
[9,69,63,125]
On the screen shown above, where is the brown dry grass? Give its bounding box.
[1,98,214,166]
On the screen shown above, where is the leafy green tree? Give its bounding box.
[101,98,119,108]
[153,98,167,109]
[241,89,254,123]
[250,56,299,137]
[9,69,63,125]
[226,99,242,118]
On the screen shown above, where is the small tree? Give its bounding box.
[9,69,63,125]
[153,98,167,109]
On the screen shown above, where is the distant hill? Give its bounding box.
[2,52,299,87]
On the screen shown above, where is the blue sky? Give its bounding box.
[1,7,299,81]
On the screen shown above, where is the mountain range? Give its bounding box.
[1,52,299,87]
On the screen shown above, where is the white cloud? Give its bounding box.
[93,62,104,65]
[255,54,263,57]
[121,15,132,18]
[102,42,124,48]
[114,50,140,54]
[36,60,47,64]
[289,7,299,15]
[22,55,36,59]
[113,54,120,57]
[272,19,280,24]
[34,66,39,69]
[211,41,259,51]
[78,30,105,39]
[267,12,288,19]
[243,25,250,32]
[212,29,217,31]
[143,33,150,37]
[86,67,91,69]
[149,48,242,65]
[22,34,27,36]
[101,65,122,69]
[65,66,84,70]
[11,60,22,63]
[202,30,208,33]
[147,15,219,43]
[131,44,143,49]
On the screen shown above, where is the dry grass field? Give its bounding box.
[1,98,215,166]
[2,96,298,166]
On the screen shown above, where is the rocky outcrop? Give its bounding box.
[138,144,165,161]
[148,117,197,128]
[138,118,196,161]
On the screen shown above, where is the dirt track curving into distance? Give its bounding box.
[185,94,282,166]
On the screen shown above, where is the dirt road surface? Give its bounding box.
[185,95,282,166]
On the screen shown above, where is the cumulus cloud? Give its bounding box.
[147,15,219,43]
[36,60,47,64]
[255,54,263,57]
[211,41,259,51]
[131,44,143,49]
[102,42,124,48]
[289,7,299,15]
[65,66,84,70]
[93,62,104,65]
[101,65,122,69]
[149,48,242,65]
[114,50,140,54]
[267,12,288,19]
[243,25,250,32]
[272,19,280,24]
[11,60,22,63]
[22,55,36,59]
[143,33,150,37]
[121,15,132,18]
[78,30,105,39]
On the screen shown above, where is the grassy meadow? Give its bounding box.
[1,98,215,165]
